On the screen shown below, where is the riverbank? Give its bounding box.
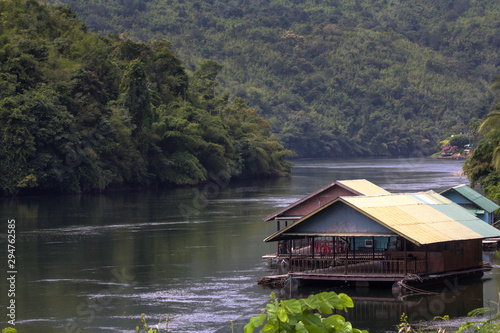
[429,152,471,160]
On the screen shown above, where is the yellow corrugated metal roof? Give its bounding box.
[343,193,484,245]
[411,192,452,205]
[345,194,418,208]
[337,179,390,196]
[264,190,500,244]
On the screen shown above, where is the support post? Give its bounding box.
[425,244,429,274]
[404,238,407,275]
[345,238,349,275]
[332,236,336,268]
[311,237,315,259]
[372,236,375,260]
[288,239,292,263]
[352,237,356,261]
[277,221,281,254]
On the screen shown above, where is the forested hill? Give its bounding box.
[43,0,500,157]
[0,0,293,195]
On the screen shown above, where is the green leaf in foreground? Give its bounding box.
[244,292,368,333]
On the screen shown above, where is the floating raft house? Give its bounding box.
[260,180,500,289]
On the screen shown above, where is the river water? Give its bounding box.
[0,157,499,332]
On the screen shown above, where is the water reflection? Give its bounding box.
[279,276,486,333]
[0,158,492,333]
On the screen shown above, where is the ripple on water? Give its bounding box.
[19,220,214,239]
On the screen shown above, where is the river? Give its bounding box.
[0,157,499,332]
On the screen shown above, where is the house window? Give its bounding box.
[365,239,373,248]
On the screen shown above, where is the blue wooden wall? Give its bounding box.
[442,191,491,224]
[291,202,397,236]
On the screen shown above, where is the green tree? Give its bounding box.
[449,134,470,149]
[191,59,223,102]
[0,0,294,195]
[0,90,84,193]
[463,136,497,187]
[119,59,153,136]
[221,98,294,176]
[150,103,208,184]
[149,40,189,103]
[463,76,500,202]
[474,77,500,171]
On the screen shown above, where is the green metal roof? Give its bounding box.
[448,185,500,213]
[468,209,485,215]
[431,204,500,238]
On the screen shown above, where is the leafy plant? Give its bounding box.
[457,306,500,332]
[1,328,17,333]
[244,291,368,333]
[397,305,500,333]
[136,313,179,333]
[397,313,449,333]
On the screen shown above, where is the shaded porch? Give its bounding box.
[288,256,426,277]
[266,235,471,280]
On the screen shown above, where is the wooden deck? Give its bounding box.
[291,260,403,281]
[265,253,426,275]
[287,258,420,282]
[483,238,500,250]
[260,253,487,287]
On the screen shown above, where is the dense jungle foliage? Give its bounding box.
[463,76,500,202]
[0,0,293,195]
[44,0,500,157]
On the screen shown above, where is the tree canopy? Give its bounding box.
[463,76,500,201]
[0,0,293,195]
[43,0,500,157]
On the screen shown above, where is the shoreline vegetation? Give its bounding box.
[2,0,499,201]
[429,153,471,160]
[43,0,500,160]
[0,0,293,197]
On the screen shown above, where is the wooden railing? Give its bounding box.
[289,257,427,275]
